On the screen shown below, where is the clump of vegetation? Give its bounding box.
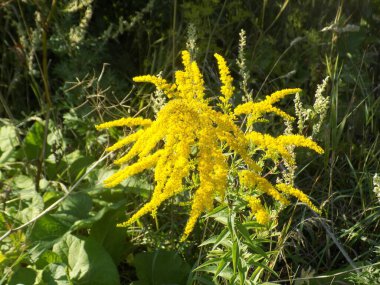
[0,0,379,284]
[96,50,322,245]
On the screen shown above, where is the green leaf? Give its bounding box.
[42,263,71,284]
[35,250,63,269]
[69,200,126,231]
[90,210,130,265]
[13,178,44,223]
[199,228,229,248]
[63,150,94,181]
[214,254,230,280]
[58,191,92,220]
[122,175,153,199]
[8,267,37,285]
[23,121,45,160]
[236,221,268,258]
[0,122,19,164]
[30,214,70,244]
[53,234,120,285]
[205,204,228,225]
[133,250,191,285]
[232,241,238,274]
[13,175,35,190]
[0,123,19,152]
[43,190,63,207]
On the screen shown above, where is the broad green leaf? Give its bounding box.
[122,175,153,198]
[35,250,63,269]
[0,122,19,164]
[30,214,70,244]
[57,191,92,221]
[43,190,63,207]
[42,263,71,285]
[53,234,120,285]
[63,150,94,181]
[90,210,130,265]
[69,200,127,231]
[13,177,44,223]
[133,250,191,285]
[13,175,34,190]
[8,267,37,285]
[23,121,45,160]
[0,124,19,152]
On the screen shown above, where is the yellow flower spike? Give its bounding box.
[133,75,177,98]
[181,130,227,240]
[276,183,321,214]
[95,117,152,130]
[181,50,192,71]
[214,53,234,110]
[245,196,270,225]
[104,150,163,188]
[175,51,205,100]
[277,134,324,154]
[234,88,301,123]
[265,88,302,104]
[96,50,323,240]
[105,129,144,152]
[239,170,289,205]
[246,131,294,163]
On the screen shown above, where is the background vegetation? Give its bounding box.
[0,0,379,284]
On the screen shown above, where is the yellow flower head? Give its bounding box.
[214,53,234,111]
[96,50,323,240]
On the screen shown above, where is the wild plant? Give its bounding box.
[96,48,325,283]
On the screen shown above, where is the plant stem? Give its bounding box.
[35,0,56,192]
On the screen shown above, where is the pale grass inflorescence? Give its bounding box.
[96,50,323,240]
[373,174,380,203]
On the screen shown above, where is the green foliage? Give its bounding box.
[132,250,191,285]
[0,0,379,284]
[195,203,278,284]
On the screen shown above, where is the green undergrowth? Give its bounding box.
[0,0,379,284]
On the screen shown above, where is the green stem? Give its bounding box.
[35,0,56,192]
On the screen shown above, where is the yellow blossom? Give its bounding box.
[245,132,324,165]
[96,50,323,240]
[245,196,270,225]
[234,88,301,124]
[95,117,152,130]
[276,183,321,214]
[240,170,289,205]
[214,53,234,111]
[105,129,144,152]
[175,50,205,100]
[133,75,177,98]
[277,134,324,154]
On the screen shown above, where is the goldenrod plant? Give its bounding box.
[96,50,323,241]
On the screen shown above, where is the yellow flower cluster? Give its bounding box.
[246,132,324,165]
[276,183,321,214]
[133,75,177,98]
[214,53,234,111]
[240,170,321,223]
[234,88,301,124]
[245,196,270,225]
[96,50,323,239]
